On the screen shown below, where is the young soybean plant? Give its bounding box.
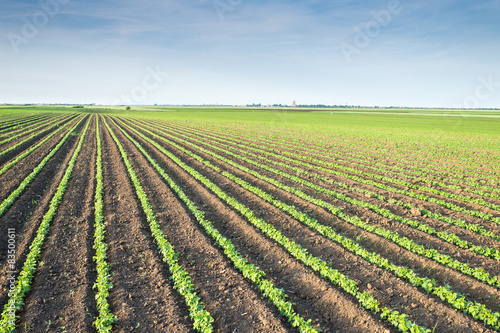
[119,119,430,333]
[156,127,500,289]
[92,118,116,332]
[0,116,91,332]
[111,117,317,332]
[103,118,214,333]
[133,120,500,331]
[0,116,85,219]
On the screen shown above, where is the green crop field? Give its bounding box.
[0,105,499,332]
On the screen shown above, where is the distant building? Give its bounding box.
[291,100,296,107]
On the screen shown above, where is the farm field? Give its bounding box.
[0,107,499,332]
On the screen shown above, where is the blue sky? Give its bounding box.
[1,0,500,107]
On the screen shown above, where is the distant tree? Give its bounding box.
[72,105,84,108]
[125,106,131,111]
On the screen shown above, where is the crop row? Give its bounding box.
[339,182,500,242]
[0,115,57,139]
[289,167,500,244]
[0,114,51,134]
[0,115,66,147]
[168,121,500,188]
[0,117,76,178]
[0,114,74,170]
[92,117,116,332]
[201,138,500,259]
[158,121,500,225]
[0,116,85,219]
[178,124,500,198]
[0,117,91,332]
[119,119,500,331]
[0,116,68,158]
[140,121,500,258]
[110,118,317,332]
[136,120,500,289]
[169,124,500,243]
[103,118,215,332]
[164,119,500,181]
[117,118,430,332]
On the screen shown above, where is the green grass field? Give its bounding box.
[1,106,500,332]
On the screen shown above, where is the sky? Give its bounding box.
[1,0,500,107]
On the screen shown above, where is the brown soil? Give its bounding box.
[141,120,500,240]
[99,116,194,332]
[165,120,500,187]
[1,113,498,333]
[17,116,97,332]
[0,115,80,200]
[119,117,409,332]
[0,116,73,166]
[0,115,49,132]
[0,117,88,306]
[159,120,500,205]
[133,119,500,332]
[108,118,291,333]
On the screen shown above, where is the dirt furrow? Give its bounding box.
[0,117,88,306]
[99,117,193,333]
[0,116,74,167]
[131,120,497,333]
[0,116,79,200]
[120,118,397,333]
[160,124,500,260]
[152,120,500,185]
[108,118,290,333]
[17,116,97,332]
[140,123,500,319]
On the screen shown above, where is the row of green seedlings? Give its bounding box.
[115,118,430,333]
[0,114,66,146]
[243,138,500,224]
[255,135,500,199]
[92,118,116,332]
[136,120,500,289]
[102,118,215,333]
[158,121,500,225]
[157,121,500,213]
[0,113,37,122]
[168,122,500,192]
[0,114,53,136]
[244,123,500,178]
[165,120,500,185]
[0,113,47,126]
[0,116,77,178]
[139,122,500,259]
[300,170,500,243]
[0,114,32,127]
[243,139,500,212]
[185,131,500,259]
[180,124,500,198]
[0,115,55,145]
[0,114,61,137]
[0,115,56,139]
[0,116,85,218]
[109,118,317,332]
[0,117,91,332]
[119,119,500,331]
[272,161,500,244]
[0,115,74,159]
[0,114,51,134]
[161,122,500,244]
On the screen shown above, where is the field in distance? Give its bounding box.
[0,105,499,332]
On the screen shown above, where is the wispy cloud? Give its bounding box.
[1,0,499,107]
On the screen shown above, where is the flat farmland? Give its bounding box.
[0,107,500,332]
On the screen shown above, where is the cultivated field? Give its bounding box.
[0,107,499,332]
